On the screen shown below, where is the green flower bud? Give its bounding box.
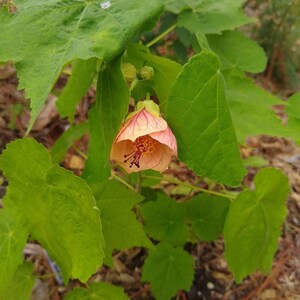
[122,63,137,81]
[139,66,154,80]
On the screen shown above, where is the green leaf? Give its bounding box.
[0,138,105,282]
[1,262,35,300]
[50,123,88,163]
[125,44,182,112]
[224,168,290,282]
[166,51,246,186]
[82,56,129,184]
[141,193,188,246]
[225,73,290,144]
[167,0,252,34]
[0,1,163,132]
[142,243,194,300]
[56,58,97,122]
[0,209,28,294]
[186,194,230,241]
[207,31,267,73]
[243,156,268,168]
[92,180,152,265]
[64,282,130,300]
[285,92,300,144]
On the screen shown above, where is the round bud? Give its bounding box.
[122,63,137,81]
[139,66,154,80]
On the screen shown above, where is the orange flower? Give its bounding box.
[110,100,177,173]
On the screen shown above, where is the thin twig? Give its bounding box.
[73,146,88,160]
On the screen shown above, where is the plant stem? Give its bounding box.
[112,174,136,191]
[142,175,236,201]
[146,24,177,48]
[129,78,139,92]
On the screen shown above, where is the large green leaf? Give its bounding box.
[0,209,28,294]
[166,51,246,186]
[141,193,188,246]
[207,31,267,73]
[64,282,130,300]
[166,0,251,34]
[1,262,35,300]
[225,73,292,144]
[224,168,289,282]
[142,243,194,300]
[56,58,97,122]
[92,180,152,265]
[186,194,230,241]
[285,92,300,144]
[0,0,163,131]
[50,122,89,163]
[82,56,129,183]
[0,138,105,282]
[125,44,182,112]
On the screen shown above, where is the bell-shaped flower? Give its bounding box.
[110,100,177,173]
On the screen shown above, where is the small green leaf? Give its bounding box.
[0,1,163,132]
[207,31,267,73]
[167,51,246,186]
[0,209,28,294]
[1,262,35,300]
[0,138,105,282]
[82,56,129,184]
[243,156,268,168]
[141,193,188,246]
[56,58,97,122]
[92,180,152,265]
[142,243,194,300]
[224,168,290,282]
[125,44,182,112]
[50,123,88,163]
[167,0,252,34]
[186,194,230,241]
[225,73,290,144]
[64,282,130,300]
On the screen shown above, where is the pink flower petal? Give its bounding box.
[110,136,172,173]
[116,109,168,143]
[110,139,134,162]
[151,144,172,173]
[149,127,177,157]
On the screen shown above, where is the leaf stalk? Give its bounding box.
[146,24,177,48]
[142,175,236,201]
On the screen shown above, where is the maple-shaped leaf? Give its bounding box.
[0,1,163,132]
[92,180,152,265]
[0,138,105,282]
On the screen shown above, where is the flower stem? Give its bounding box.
[129,78,139,92]
[112,174,136,191]
[141,175,236,201]
[146,24,177,48]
